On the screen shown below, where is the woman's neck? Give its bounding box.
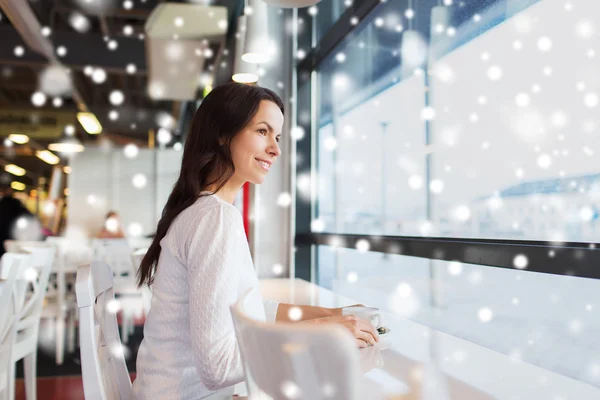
[205,178,245,204]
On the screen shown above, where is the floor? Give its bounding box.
[14,374,135,400]
[14,376,84,400]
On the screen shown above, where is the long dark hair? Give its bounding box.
[137,83,284,286]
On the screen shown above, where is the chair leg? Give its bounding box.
[128,316,135,336]
[7,358,15,400]
[56,318,65,365]
[121,314,129,344]
[67,310,76,353]
[24,351,37,400]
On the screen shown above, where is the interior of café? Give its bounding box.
[0,0,599,399]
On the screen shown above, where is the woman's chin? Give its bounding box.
[248,175,266,185]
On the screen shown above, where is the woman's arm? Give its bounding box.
[275,303,363,322]
[186,205,246,391]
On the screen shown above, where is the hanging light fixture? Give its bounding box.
[48,124,85,153]
[8,134,29,144]
[76,112,102,134]
[36,150,60,165]
[242,0,270,64]
[4,164,26,176]
[428,2,451,60]
[233,15,259,83]
[400,0,428,71]
[11,181,26,191]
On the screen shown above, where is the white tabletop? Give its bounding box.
[259,278,600,400]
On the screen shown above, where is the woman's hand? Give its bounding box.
[301,315,380,348]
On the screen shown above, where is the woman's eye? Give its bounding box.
[259,129,267,135]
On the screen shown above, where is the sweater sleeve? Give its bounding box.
[186,204,245,391]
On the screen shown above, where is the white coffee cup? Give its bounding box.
[341,306,382,329]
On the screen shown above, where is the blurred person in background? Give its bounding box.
[0,182,41,257]
[97,210,126,239]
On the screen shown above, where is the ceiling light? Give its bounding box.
[232,73,259,84]
[36,150,60,165]
[5,164,26,176]
[77,112,102,134]
[49,136,85,153]
[242,0,270,64]
[8,134,29,144]
[233,16,259,84]
[11,181,26,191]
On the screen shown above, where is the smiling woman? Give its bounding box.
[137,82,285,288]
[133,83,287,399]
[132,83,379,399]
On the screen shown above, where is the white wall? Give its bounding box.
[68,147,181,238]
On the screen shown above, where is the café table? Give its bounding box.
[256,278,600,400]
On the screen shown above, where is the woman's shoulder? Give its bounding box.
[163,195,244,263]
[174,195,241,232]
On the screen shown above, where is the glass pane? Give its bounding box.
[429,0,600,242]
[313,0,350,44]
[313,0,600,243]
[317,244,600,388]
[315,0,436,236]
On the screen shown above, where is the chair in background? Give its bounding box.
[230,288,374,400]
[45,236,94,357]
[0,254,28,400]
[5,239,77,365]
[91,239,144,343]
[4,247,55,400]
[76,261,132,400]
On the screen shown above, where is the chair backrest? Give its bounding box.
[46,236,93,274]
[91,239,135,278]
[231,288,362,400]
[3,244,55,324]
[131,248,147,272]
[0,254,27,376]
[76,261,132,400]
[3,240,46,253]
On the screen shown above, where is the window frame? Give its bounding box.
[293,0,600,282]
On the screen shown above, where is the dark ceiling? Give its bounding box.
[0,0,242,186]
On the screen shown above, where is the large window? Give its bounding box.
[295,0,600,389]
[313,0,600,242]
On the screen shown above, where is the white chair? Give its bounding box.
[0,254,28,400]
[4,247,55,400]
[230,288,369,400]
[76,261,132,400]
[92,239,148,343]
[5,239,77,365]
[131,248,152,317]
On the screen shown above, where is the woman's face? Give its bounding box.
[229,100,284,185]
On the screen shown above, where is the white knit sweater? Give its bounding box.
[133,193,279,399]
